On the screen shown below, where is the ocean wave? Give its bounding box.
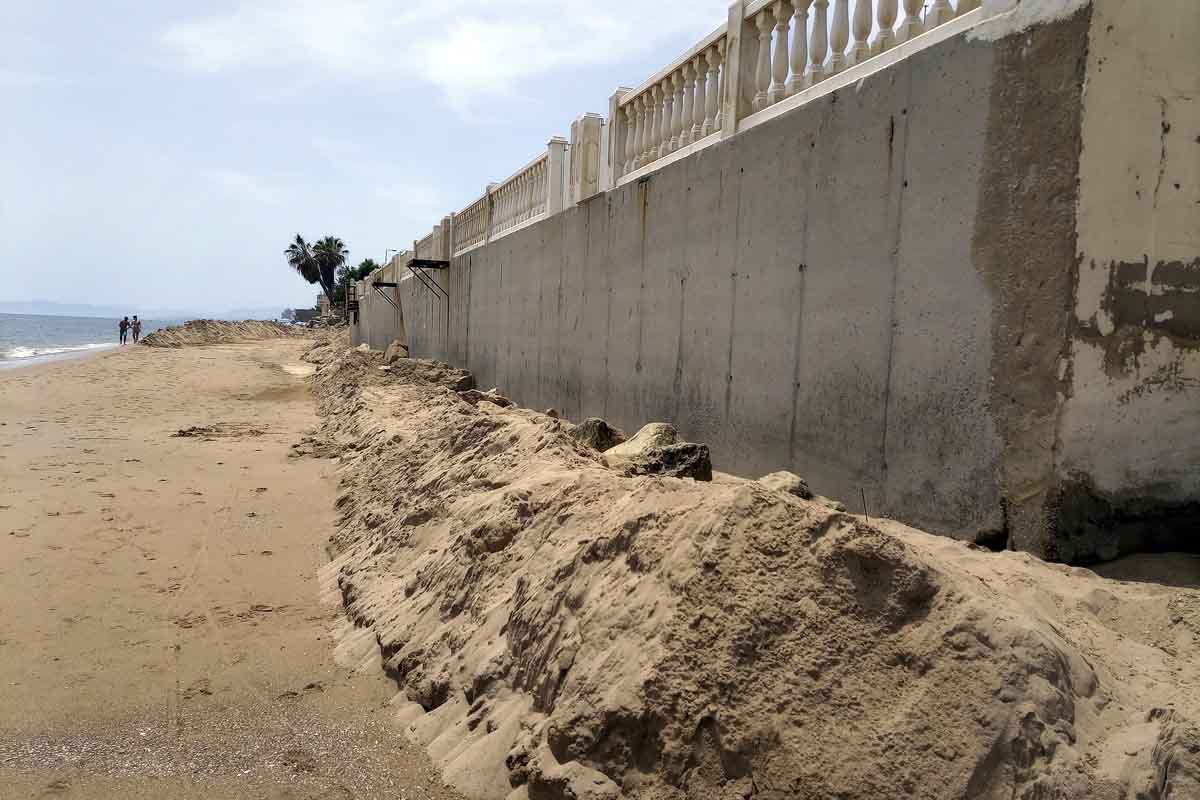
[1,342,118,360]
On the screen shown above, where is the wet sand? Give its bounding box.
[0,341,463,799]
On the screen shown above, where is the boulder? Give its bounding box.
[384,340,409,364]
[602,423,712,481]
[621,442,713,482]
[758,470,845,510]
[603,423,676,459]
[569,418,626,452]
[758,471,814,500]
[458,389,513,408]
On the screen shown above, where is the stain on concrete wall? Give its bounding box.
[1054,0,1200,561]
[972,8,1090,558]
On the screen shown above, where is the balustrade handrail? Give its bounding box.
[399,0,993,268]
[492,150,550,191]
[619,23,728,108]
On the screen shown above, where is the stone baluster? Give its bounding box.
[786,0,810,95]
[638,95,648,167]
[927,0,955,27]
[850,0,872,64]
[660,78,674,157]
[752,9,773,112]
[875,0,897,53]
[809,0,829,85]
[670,70,684,151]
[703,45,721,136]
[692,55,707,140]
[769,2,791,104]
[680,63,695,148]
[645,87,660,164]
[957,0,980,14]
[624,103,637,174]
[896,0,923,41]
[829,0,849,74]
[738,16,756,114]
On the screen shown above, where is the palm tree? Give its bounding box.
[312,236,349,302]
[284,234,320,291]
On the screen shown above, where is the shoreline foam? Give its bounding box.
[0,343,119,371]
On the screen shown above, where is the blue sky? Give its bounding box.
[2,0,729,312]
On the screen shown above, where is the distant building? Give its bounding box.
[317,293,331,317]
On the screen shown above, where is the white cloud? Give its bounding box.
[202,164,286,203]
[159,0,730,103]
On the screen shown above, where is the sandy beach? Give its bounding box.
[0,340,462,799]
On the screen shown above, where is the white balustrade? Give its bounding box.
[850,0,873,65]
[928,0,956,27]
[676,70,686,149]
[680,63,694,148]
[876,0,898,53]
[786,0,810,96]
[404,0,990,254]
[691,55,706,141]
[809,0,830,85]
[485,150,552,240]
[769,2,791,105]
[615,27,727,176]
[752,8,773,112]
[829,0,850,74]
[453,195,488,255]
[897,0,923,41]
[707,43,724,135]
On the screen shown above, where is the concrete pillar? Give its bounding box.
[546,136,568,214]
[569,113,604,204]
[603,88,631,190]
[722,0,749,138]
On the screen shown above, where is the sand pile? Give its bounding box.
[307,342,1200,800]
[141,319,305,348]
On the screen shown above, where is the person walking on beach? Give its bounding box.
[119,316,130,345]
[131,316,142,343]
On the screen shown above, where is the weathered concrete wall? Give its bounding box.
[391,5,1197,559]
[1050,0,1200,560]
[351,262,406,351]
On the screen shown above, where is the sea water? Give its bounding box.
[0,313,174,369]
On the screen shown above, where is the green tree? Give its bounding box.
[332,258,382,306]
[313,236,349,301]
[354,259,379,280]
[284,234,323,295]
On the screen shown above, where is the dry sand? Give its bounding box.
[0,336,463,799]
[308,343,1200,800]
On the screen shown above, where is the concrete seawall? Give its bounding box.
[370,0,1199,561]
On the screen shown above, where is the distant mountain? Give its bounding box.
[0,300,294,321]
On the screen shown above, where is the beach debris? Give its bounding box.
[600,423,714,481]
[758,470,814,499]
[384,340,409,364]
[569,418,626,453]
[172,423,266,440]
[457,389,512,408]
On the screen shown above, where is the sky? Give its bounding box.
[1,0,729,313]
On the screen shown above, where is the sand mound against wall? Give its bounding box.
[308,343,1200,800]
[141,319,305,348]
